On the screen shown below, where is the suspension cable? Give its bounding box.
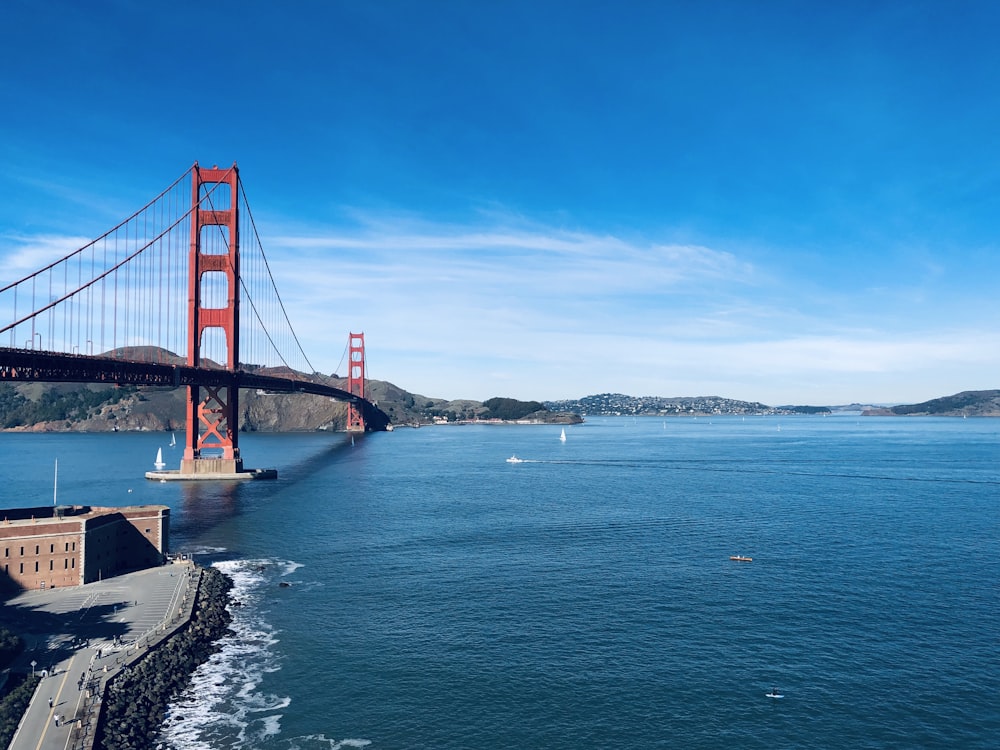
[239,179,319,375]
[0,166,194,295]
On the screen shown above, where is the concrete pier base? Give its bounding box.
[146,458,276,481]
[146,458,278,482]
[145,467,277,481]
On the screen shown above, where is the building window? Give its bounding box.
[34,561,39,572]
[19,547,23,556]
[65,542,69,552]
[50,544,54,553]
[64,559,68,569]
[71,559,75,568]
[35,545,39,555]
[4,548,7,557]
[18,563,22,574]
[145,528,151,533]
[72,542,76,551]
[49,560,54,570]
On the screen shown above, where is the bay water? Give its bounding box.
[1,415,998,748]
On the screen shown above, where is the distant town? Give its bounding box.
[544,393,830,417]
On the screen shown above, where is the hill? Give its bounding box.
[862,390,1000,417]
[0,373,579,432]
[546,391,1000,417]
[3,369,999,432]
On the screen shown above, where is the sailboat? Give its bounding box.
[169,432,176,448]
[559,428,566,442]
[154,447,165,470]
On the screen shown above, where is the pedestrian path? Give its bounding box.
[5,561,199,750]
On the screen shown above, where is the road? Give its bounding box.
[3,561,197,750]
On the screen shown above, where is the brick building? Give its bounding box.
[0,504,169,592]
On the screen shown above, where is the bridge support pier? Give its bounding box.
[146,463,276,481]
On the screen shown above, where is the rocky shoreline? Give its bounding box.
[94,567,233,750]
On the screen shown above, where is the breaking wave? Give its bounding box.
[157,558,291,749]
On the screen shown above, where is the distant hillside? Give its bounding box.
[0,368,579,432]
[547,391,1000,417]
[4,370,997,432]
[355,381,579,426]
[863,390,1000,417]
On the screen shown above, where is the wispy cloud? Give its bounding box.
[0,233,93,277]
[257,213,999,403]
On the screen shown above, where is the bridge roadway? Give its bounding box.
[0,348,390,430]
[4,561,200,750]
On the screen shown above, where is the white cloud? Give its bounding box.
[0,233,92,276]
[248,215,990,403]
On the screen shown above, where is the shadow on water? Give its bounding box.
[265,431,369,488]
[168,433,363,552]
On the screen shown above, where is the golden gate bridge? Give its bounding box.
[0,163,388,479]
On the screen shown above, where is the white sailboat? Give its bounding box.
[169,432,176,447]
[559,428,566,442]
[154,447,165,470]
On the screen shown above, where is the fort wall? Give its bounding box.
[0,505,169,591]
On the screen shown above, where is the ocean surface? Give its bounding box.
[1,415,998,749]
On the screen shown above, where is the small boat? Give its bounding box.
[729,555,753,562]
[169,432,176,448]
[765,688,784,699]
[506,455,524,464]
[559,428,566,442]
[154,447,166,470]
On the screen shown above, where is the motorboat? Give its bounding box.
[729,555,753,562]
[506,455,524,464]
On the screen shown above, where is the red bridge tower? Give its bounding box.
[346,332,366,432]
[181,163,244,476]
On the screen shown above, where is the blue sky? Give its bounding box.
[2,1,1000,405]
